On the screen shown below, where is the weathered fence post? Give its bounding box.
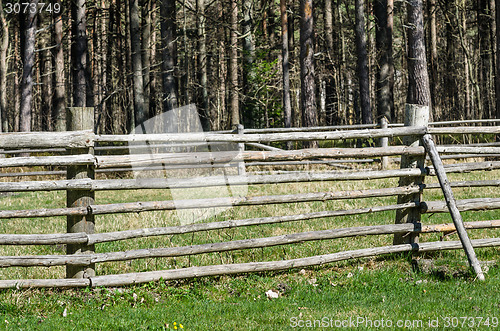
[393,104,429,244]
[237,124,245,175]
[380,117,389,170]
[66,107,95,278]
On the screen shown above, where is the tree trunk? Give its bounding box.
[13,20,20,131]
[0,0,8,132]
[375,0,392,122]
[496,0,500,123]
[300,0,318,147]
[324,0,338,125]
[141,0,151,118]
[230,0,239,126]
[444,1,458,120]
[52,0,66,131]
[281,0,292,135]
[478,0,493,118]
[98,0,108,133]
[39,13,52,131]
[20,0,39,132]
[242,0,256,128]
[355,0,372,124]
[150,1,158,118]
[197,0,209,130]
[406,0,431,107]
[217,1,227,130]
[428,0,439,121]
[129,0,146,129]
[72,0,89,108]
[387,0,395,121]
[461,1,471,119]
[161,0,178,112]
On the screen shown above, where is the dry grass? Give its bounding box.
[0,161,499,281]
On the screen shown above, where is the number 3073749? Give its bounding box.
[4,2,61,14]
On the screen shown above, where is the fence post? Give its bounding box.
[380,117,389,170]
[237,124,245,175]
[66,107,95,278]
[393,104,429,245]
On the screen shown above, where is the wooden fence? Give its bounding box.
[0,109,499,288]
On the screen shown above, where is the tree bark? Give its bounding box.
[217,1,227,130]
[406,0,431,107]
[20,0,39,132]
[375,0,392,122]
[0,0,8,132]
[141,0,151,119]
[428,0,439,120]
[130,0,146,129]
[39,12,52,131]
[478,0,493,118]
[230,0,239,126]
[387,0,395,121]
[161,0,178,112]
[242,0,256,128]
[324,0,338,125]
[197,0,209,130]
[355,0,372,124]
[444,1,459,120]
[459,0,471,119]
[300,0,318,147]
[72,0,89,108]
[496,0,500,122]
[52,0,66,131]
[281,0,292,136]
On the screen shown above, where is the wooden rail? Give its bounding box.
[0,121,498,287]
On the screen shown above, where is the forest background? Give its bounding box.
[0,0,499,135]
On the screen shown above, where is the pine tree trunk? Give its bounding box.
[428,0,439,120]
[387,0,395,121]
[0,0,8,132]
[300,0,318,148]
[444,1,458,120]
[496,0,500,123]
[355,0,372,125]
[72,0,88,108]
[281,0,292,134]
[141,0,151,119]
[150,1,158,118]
[20,0,39,132]
[161,0,178,112]
[375,0,392,122]
[230,0,239,126]
[130,0,146,129]
[52,0,66,131]
[39,13,52,131]
[460,1,471,119]
[13,21,20,131]
[98,0,108,133]
[324,0,338,125]
[406,0,431,107]
[197,0,209,130]
[478,0,493,118]
[217,0,227,130]
[242,0,256,128]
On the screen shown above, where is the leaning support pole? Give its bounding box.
[422,134,485,281]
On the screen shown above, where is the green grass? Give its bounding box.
[0,165,499,329]
[1,260,500,330]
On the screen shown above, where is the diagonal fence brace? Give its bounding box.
[422,134,485,281]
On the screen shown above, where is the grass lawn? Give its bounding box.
[0,165,499,329]
[1,258,500,330]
